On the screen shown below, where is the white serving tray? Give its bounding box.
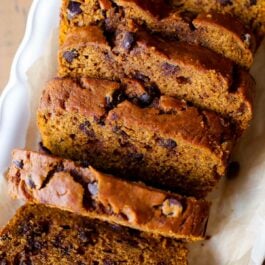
[0,0,60,173]
[0,1,265,264]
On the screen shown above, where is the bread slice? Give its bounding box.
[171,0,265,41]
[37,77,235,197]
[59,0,256,67]
[7,149,210,241]
[58,25,255,130]
[0,204,188,264]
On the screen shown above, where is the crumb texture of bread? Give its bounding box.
[0,204,188,264]
[59,0,258,68]
[58,25,255,130]
[8,149,210,241]
[36,77,236,197]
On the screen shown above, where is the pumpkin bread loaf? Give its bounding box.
[60,0,256,67]
[37,77,236,197]
[8,149,210,241]
[58,25,255,130]
[0,204,188,264]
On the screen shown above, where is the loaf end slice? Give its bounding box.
[0,204,188,264]
[37,77,236,197]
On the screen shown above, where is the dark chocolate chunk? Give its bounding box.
[227,161,240,179]
[67,1,82,19]
[105,89,126,110]
[218,0,233,5]
[162,63,180,75]
[88,182,98,197]
[157,138,177,149]
[63,49,79,63]
[138,93,152,107]
[122,32,135,51]
[13,160,24,169]
[249,0,257,5]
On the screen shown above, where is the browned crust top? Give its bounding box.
[8,149,210,241]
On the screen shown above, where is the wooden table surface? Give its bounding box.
[0,0,32,93]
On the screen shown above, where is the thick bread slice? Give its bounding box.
[0,204,188,264]
[37,77,235,197]
[60,0,256,67]
[58,26,255,130]
[8,149,210,241]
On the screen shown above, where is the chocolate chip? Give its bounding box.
[13,160,24,169]
[79,121,95,137]
[138,93,152,107]
[88,182,98,196]
[63,49,79,63]
[157,138,177,149]
[93,116,105,126]
[218,0,233,5]
[249,0,257,5]
[67,1,82,19]
[227,161,240,179]
[25,176,36,189]
[105,89,126,110]
[122,32,135,51]
[162,63,180,75]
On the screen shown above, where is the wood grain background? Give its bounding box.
[0,0,32,93]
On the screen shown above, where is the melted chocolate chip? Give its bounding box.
[67,1,82,19]
[105,89,126,110]
[218,0,233,5]
[138,93,152,107]
[63,49,79,63]
[122,32,135,51]
[249,0,257,5]
[13,160,24,169]
[157,138,177,149]
[162,63,180,75]
[88,182,98,196]
[227,161,240,179]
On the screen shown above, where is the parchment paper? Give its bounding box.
[1,28,265,265]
